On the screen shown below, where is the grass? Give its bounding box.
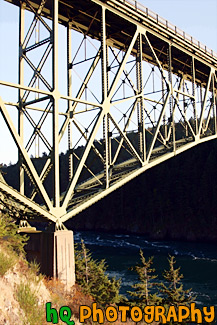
[16,281,45,325]
[28,260,44,284]
[0,250,15,276]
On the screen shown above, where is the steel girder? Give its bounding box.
[0,0,217,227]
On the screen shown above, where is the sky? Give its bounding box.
[0,0,217,165]
[139,0,217,53]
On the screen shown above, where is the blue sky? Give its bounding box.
[139,0,217,53]
[0,0,217,164]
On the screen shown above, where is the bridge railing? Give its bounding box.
[122,0,217,59]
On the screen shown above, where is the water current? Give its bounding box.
[74,231,217,308]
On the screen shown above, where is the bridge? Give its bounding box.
[0,0,217,286]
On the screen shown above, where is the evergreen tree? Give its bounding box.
[160,255,195,308]
[128,250,161,307]
[75,240,122,306]
[0,213,28,255]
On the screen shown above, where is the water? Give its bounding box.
[74,230,217,307]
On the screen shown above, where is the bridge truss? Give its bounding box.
[0,0,217,228]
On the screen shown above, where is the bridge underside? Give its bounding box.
[0,0,217,227]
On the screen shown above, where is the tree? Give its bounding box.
[160,255,195,308]
[74,240,122,306]
[0,213,28,255]
[128,250,161,307]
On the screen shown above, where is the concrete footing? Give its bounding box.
[21,230,75,289]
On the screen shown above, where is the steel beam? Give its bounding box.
[0,0,217,228]
[60,133,217,223]
[52,0,60,208]
[0,97,52,211]
[18,2,25,195]
[0,180,56,222]
[101,7,110,188]
[198,70,213,135]
[67,23,73,181]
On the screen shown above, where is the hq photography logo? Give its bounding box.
[45,302,215,324]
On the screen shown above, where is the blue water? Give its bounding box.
[74,231,217,307]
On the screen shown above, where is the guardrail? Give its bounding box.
[121,0,217,59]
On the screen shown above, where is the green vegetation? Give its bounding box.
[160,255,194,307]
[0,213,27,277]
[0,213,47,324]
[75,240,122,306]
[0,213,28,255]
[128,250,161,307]
[127,250,195,324]
[0,250,15,276]
[75,240,195,321]
[0,209,196,324]
[16,281,44,325]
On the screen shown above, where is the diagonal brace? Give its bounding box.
[0,97,52,210]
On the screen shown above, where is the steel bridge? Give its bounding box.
[0,0,217,230]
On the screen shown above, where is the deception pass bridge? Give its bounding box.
[0,0,217,286]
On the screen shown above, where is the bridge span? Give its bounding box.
[0,0,217,285]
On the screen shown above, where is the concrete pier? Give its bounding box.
[53,230,75,288]
[21,229,75,289]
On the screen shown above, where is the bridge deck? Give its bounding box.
[5,0,217,85]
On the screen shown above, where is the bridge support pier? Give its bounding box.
[20,228,75,290]
[53,230,75,289]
